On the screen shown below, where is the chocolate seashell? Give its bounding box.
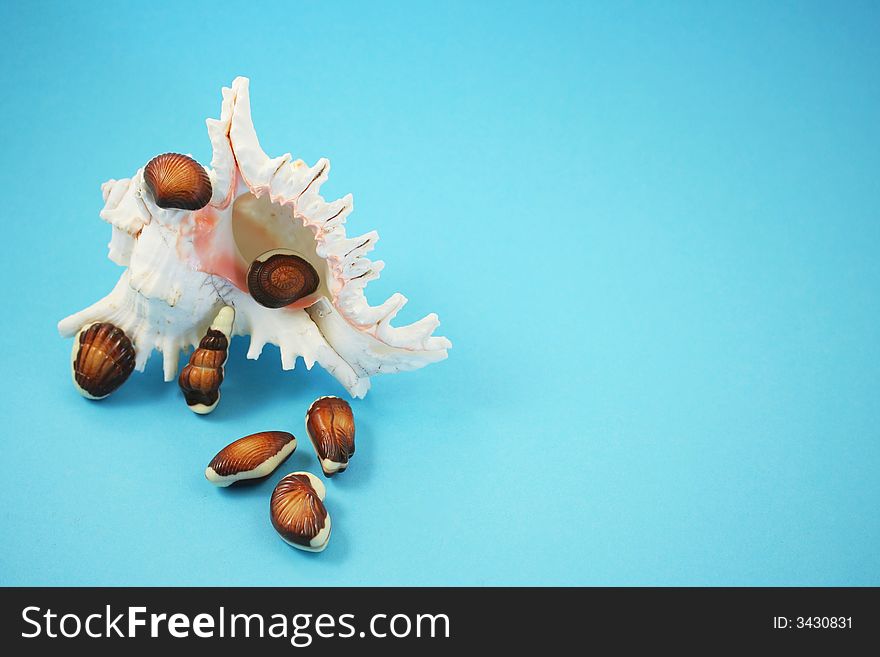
[270,472,331,552]
[144,153,212,210]
[247,249,319,309]
[179,306,234,414]
[206,431,297,487]
[306,396,356,476]
[71,322,136,399]
[57,78,453,410]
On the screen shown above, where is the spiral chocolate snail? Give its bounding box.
[178,306,234,414]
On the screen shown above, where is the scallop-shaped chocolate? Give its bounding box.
[205,431,297,487]
[306,396,356,477]
[270,472,331,552]
[179,306,234,414]
[144,153,212,210]
[247,249,320,309]
[71,322,136,399]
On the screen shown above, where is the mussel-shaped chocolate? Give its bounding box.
[71,322,136,399]
[306,396,356,476]
[178,306,234,414]
[144,152,212,210]
[270,472,331,552]
[206,431,297,487]
[247,249,320,309]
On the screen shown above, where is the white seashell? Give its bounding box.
[57,77,451,399]
[270,471,331,552]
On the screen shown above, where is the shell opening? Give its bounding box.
[231,192,333,308]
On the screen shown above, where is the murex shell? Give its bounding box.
[57,77,450,400]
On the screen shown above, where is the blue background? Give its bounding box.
[1,0,878,585]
